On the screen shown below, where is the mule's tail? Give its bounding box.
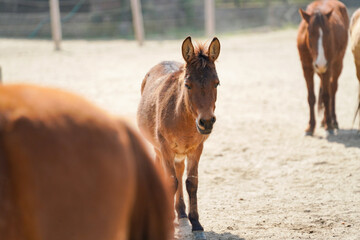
[125,124,174,240]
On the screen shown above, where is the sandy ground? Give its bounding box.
[1,29,360,240]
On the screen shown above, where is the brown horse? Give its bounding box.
[0,84,173,240]
[137,36,220,239]
[297,0,349,136]
[350,8,360,124]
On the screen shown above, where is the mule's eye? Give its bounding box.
[215,82,220,88]
[185,83,191,90]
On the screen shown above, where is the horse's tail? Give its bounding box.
[125,124,173,240]
[317,86,324,115]
[353,84,360,128]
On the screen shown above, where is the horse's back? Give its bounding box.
[0,84,136,240]
[0,84,172,240]
[351,9,360,57]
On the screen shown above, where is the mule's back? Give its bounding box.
[0,84,172,240]
[138,61,183,147]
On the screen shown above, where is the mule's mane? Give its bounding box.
[187,42,214,70]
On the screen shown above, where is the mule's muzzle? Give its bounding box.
[196,117,216,135]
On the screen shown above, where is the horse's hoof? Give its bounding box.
[305,131,313,136]
[326,129,334,137]
[193,231,206,240]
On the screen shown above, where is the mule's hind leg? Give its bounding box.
[303,67,316,135]
[175,159,187,218]
[186,144,204,236]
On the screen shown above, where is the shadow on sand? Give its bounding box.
[176,218,245,240]
[326,129,360,148]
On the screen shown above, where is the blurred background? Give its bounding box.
[0,0,358,40]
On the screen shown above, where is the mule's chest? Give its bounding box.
[167,131,207,155]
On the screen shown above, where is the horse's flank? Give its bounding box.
[0,84,173,240]
[350,8,360,125]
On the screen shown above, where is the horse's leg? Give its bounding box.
[319,71,333,134]
[330,61,342,130]
[186,144,204,233]
[303,67,316,135]
[356,61,360,128]
[175,159,187,219]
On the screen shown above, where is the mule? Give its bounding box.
[350,8,360,124]
[137,36,220,239]
[297,0,349,135]
[0,84,173,240]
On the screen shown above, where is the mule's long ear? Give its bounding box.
[208,37,220,62]
[299,9,310,23]
[182,36,194,62]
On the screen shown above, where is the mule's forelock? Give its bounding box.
[187,42,214,70]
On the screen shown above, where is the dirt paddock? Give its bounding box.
[1,29,359,240]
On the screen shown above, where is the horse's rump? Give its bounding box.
[0,84,172,240]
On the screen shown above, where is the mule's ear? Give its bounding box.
[182,36,194,62]
[325,9,333,19]
[299,9,310,23]
[208,37,220,62]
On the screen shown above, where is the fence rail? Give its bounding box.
[0,0,358,39]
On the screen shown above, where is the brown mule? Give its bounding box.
[137,36,220,239]
[350,8,360,126]
[297,0,349,136]
[0,84,173,240]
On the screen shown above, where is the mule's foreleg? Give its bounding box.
[158,140,177,194]
[175,160,187,218]
[303,67,316,135]
[186,144,204,232]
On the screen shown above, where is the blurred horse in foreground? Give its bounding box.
[297,0,349,136]
[350,8,360,126]
[0,84,173,240]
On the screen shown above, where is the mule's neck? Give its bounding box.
[175,71,196,123]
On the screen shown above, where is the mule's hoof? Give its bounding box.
[193,231,206,240]
[333,123,339,130]
[326,129,334,137]
[178,213,188,219]
[305,131,313,136]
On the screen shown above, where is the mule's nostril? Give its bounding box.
[315,64,318,68]
[211,117,216,124]
[199,119,205,127]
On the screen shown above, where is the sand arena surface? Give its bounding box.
[1,29,360,240]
